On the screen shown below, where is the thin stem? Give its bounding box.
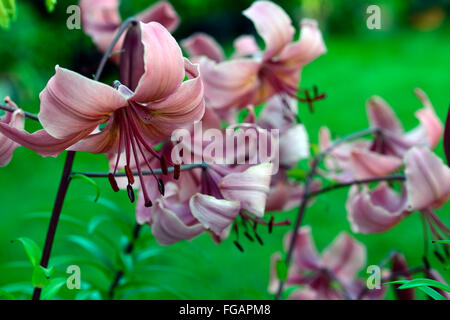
[309,174,405,197]
[108,224,142,299]
[72,163,209,178]
[32,151,76,300]
[0,104,39,121]
[275,127,380,300]
[95,17,138,81]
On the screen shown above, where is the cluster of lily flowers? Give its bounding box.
[0,0,449,300]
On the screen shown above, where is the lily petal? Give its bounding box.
[39,66,127,139]
[189,193,240,238]
[349,149,403,179]
[182,33,225,62]
[321,232,366,281]
[279,124,310,166]
[132,22,185,103]
[243,1,294,61]
[136,1,180,32]
[0,102,24,166]
[232,35,260,58]
[284,226,321,270]
[346,183,408,234]
[68,119,119,154]
[219,162,272,217]
[404,147,450,211]
[366,96,403,134]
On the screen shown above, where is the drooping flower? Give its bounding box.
[0,97,24,167]
[269,226,385,300]
[346,147,450,237]
[80,0,179,62]
[319,88,442,182]
[183,1,326,111]
[0,22,205,207]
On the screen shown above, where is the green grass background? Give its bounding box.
[0,0,449,299]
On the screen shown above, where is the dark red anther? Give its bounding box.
[268,216,274,234]
[244,231,254,242]
[233,241,244,252]
[127,184,135,203]
[304,89,314,113]
[174,164,181,180]
[422,256,430,269]
[108,173,119,192]
[157,178,165,196]
[145,200,153,208]
[255,233,263,246]
[160,156,168,175]
[125,165,135,184]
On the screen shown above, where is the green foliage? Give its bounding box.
[71,174,101,203]
[44,0,57,13]
[275,260,288,282]
[385,279,450,300]
[0,0,16,28]
[11,237,41,267]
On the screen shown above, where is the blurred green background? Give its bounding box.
[0,0,449,299]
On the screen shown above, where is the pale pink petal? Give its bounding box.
[80,0,121,54]
[132,22,185,103]
[366,96,403,133]
[132,59,205,141]
[151,199,204,245]
[232,35,260,58]
[346,183,408,234]
[0,107,24,166]
[0,124,91,157]
[288,287,318,300]
[189,193,240,238]
[279,124,310,166]
[404,147,450,211]
[68,119,119,154]
[278,19,326,67]
[219,162,272,217]
[350,149,402,179]
[266,180,321,212]
[182,33,225,62]
[284,226,321,270]
[243,1,294,61]
[136,1,180,32]
[258,95,298,130]
[39,66,127,139]
[199,57,260,109]
[321,232,366,281]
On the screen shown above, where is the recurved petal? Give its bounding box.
[279,124,310,166]
[151,199,204,245]
[346,184,408,234]
[39,66,127,139]
[366,96,403,133]
[189,193,240,238]
[404,147,450,211]
[219,162,272,217]
[232,35,260,58]
[181,33,225,62]
[278,19,326,67]
[0,124,91,157]
[136,1,180,32]
[80,0,121,41]
[243,1,294,61]
[199,57,260,109]
[321,232,366,281]
[132,22,185,103]
[133,59,205,141]
[68,119,120,154]
[349,149,402,179]
[0,107,24,166]
[283,226,320,270]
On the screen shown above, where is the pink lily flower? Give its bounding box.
[346,147,450,236]
[269,226,385,300]
[80,0,179,62]
[0,97,24,167]
[183,1,326,110]
[367,88,443,157]
[137,161,273,245]
[0,22,205,208]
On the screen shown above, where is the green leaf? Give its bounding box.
[0,0,15,29]
[24,212,85,229]
[0,289,16,300]
[41,277,66,300]
[416,286,447,300]
[65,235,114,270]
[71,173,100,202]
[32,265,54,288]
[432,240,450,244]
[11,237,41,267]
[275,260,288,282]
[397,278,450,293]
[286,167,307,180]
[45,0,57,13]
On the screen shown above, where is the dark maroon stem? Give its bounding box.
[32,151,76,300]
[0,104,39,121]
